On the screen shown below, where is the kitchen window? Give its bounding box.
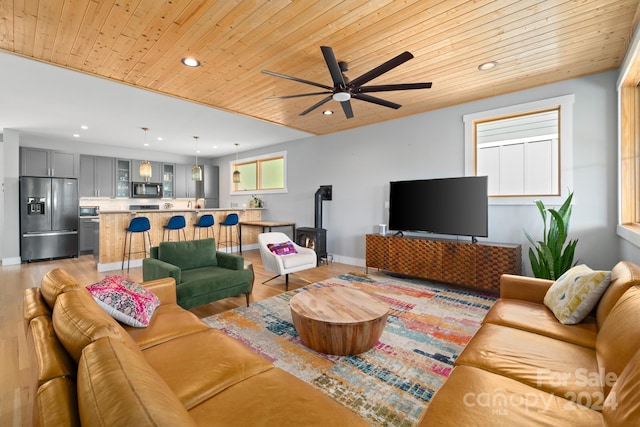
[230,151,287,195]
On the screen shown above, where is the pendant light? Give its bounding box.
[139,127,152,181]
[192,136,203,181]
[232,143,241,184]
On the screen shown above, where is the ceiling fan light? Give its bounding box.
[332,92,351,102]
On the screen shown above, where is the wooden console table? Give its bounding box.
[365,234,521,292]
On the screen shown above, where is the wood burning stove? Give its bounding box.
[296,227,327,264]
[296,185,332,264]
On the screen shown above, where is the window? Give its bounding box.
[617,31,640,246]
[476,109,559,197]
[230,151,287,194]
[464,95,574,205]
[620,87,640,225]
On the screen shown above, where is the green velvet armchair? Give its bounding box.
[142,238,253,309]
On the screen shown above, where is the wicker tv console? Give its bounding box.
[365,234,521,292]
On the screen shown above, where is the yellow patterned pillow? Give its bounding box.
[544,264,611,325]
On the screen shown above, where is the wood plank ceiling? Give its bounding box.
[1,0,639,136]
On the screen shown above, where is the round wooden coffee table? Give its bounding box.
[290,287,389,356]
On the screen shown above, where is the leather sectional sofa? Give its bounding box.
[421,261,640,426]
[24,268,369,426]
[25,261,640,426]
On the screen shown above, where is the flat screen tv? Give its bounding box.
[389,176,488,239]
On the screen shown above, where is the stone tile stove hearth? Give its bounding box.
[295,185,332,264]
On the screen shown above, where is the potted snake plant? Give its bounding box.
[524,192,578,280]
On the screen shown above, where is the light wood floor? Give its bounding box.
[0,250,365,427]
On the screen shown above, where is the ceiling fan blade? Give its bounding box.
[262,70,333,90]
[320,46,346,89]
[357,82,432,93]
[349,51,414,88]
[265,91,332,101]
[352,93,401,109]
[341,99,354,119]
[300,95,333,116]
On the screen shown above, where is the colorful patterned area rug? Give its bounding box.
[203,273,497,426]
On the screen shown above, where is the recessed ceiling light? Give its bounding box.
[80,125,88,130]
[157,137,163,141]
[478,61,498,71]
[181,57,201,67]
[73,134,80,138]
[323,110,334,115]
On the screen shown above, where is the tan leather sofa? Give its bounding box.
[24,268,369,426]
[420,261,640,426]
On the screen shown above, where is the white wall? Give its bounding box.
[0,134,4,263]
[2,129,21,264]
[215,70,619,274]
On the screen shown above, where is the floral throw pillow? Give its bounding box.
[86,276,160,327]
[267,241,298,256]
[543,264,612,325]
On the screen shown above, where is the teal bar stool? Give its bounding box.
[163,215,186,241]
[122,217,152,272]
[193,214,214,239]
[218,213,239,252]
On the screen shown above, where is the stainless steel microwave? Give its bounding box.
[131,182,163,198]
[79,206,99,217]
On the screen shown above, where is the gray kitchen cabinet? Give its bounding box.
[131,159,162,183]
[95,157,115,197]
[93,219,100,261]
[175,163,201,199]
[79,156,93,197]
[174,164,185,198]
[116,159,130,197]
[162,163,175,198]
[79,218,97,254]
[79,155,115,197]
[20,147,78,178]
[202,165,219,207]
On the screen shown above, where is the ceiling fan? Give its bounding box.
[262,46,432,119]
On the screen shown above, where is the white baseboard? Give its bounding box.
[98,260,138,272]
[2,257,21,266]
[328,254,365,267]
[238,243,259,252]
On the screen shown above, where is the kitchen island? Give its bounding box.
[96,208,262,272]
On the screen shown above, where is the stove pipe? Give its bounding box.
[314,185,332,228]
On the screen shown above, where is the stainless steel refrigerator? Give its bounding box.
[20,177,79,262]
